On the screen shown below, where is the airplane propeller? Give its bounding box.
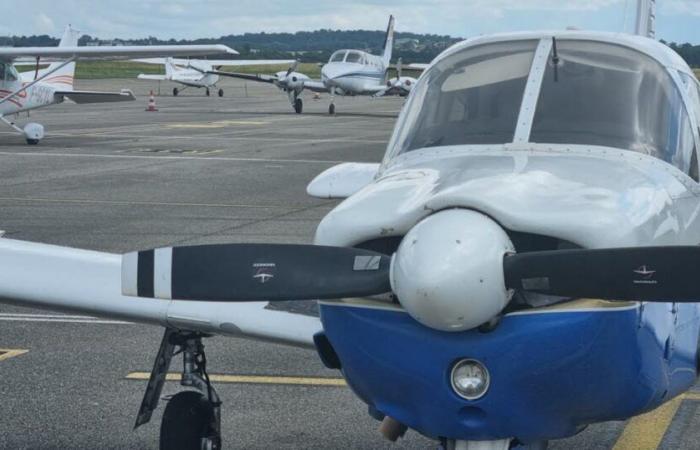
[122,244,391,301]
[285,60,300,78]
[123,217,700,331]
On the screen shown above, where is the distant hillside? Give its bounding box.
[2,30,698,67]
[0,29,460,63]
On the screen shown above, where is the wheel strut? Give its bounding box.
[135,328,222,449]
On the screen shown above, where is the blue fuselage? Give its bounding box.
[319,301,699,442]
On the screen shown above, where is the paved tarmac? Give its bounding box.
[0,77,698,449]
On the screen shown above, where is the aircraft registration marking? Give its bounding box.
[126,372,346,387]
[166,120,270,129]
[0,349,28,362]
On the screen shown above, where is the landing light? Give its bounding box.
[450,359,490,400]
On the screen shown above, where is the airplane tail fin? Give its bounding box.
[381,15,395,67]
[634,0,656,38]
[40,25,80,88]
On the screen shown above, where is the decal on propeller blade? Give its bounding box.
[252,263,276,284]
[633,266,657,285]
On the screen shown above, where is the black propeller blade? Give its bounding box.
[123,244,391,302]
[504,246,700,302]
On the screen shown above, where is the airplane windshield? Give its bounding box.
[388,38,696,171]
[346,52,362,63]
[530,40,694,168]
[388,40,538,154]
[330,51,346,63]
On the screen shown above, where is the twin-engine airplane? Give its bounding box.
[3,1,700,449]
[135,56,294,97]
[0,25,235,145]
[209,15,420,114]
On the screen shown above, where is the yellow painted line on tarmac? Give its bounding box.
[167,120,269,129]
[612,395,684,450]
[126,372,347,387]
[684,392,700,401]
[0,348,28,362]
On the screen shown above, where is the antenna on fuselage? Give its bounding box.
[634,0,656,38]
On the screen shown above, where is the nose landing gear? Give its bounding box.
[135,328,222,450]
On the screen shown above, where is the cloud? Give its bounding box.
[662,0,700,16]
[33,12,55,34]
[2,0,699,43]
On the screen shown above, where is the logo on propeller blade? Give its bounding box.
[633,265,657,285]
[252,263,276,284]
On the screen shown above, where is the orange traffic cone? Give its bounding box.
[145,90,158,112]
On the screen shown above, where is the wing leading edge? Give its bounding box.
[0,45,236,63]
[55,89,136,104]
[0,238,320,348]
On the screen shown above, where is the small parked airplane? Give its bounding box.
[3,1,700,450]
[209,16,421,114]
[135,56,295,97]
[0,25,235,144]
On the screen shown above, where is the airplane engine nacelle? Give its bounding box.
[286,73,305,91]
[391,209,514,332]
[23,123,45,141]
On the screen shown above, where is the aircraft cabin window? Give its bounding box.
[346,52,362,63]
[388,40,538,155]
[330,51,346,63]
[530,40,694,173]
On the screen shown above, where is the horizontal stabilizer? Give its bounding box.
[137,74,168,81]
[55,89,136,104]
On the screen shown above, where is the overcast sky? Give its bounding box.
[3,0,700,43]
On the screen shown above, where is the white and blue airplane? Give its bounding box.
[210,15,420,114]
[2,1,700,449]
[135,56,295,97]
[0,25,235,144]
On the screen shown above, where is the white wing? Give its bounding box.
[0,45,236,63]
[0,238,321,348]
[133,58,294,67]
[55,89,136,104]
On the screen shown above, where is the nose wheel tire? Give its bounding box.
[294,98,303,114]
[160,391,219,450]
[206,88,210,97]
[328,103,335,115]
[173,88,179,97]
[26,139,40,145]
[218,89,224,97]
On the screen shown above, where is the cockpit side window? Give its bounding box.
[678,72,700,181]
[346,52,362,63]
[330,51,346,63]
[387,40,538,156]
[530,41,693,173]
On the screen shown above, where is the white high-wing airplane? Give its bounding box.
[4,2,700,450]
[0,25,235,145]
[210,15,421,114]
[135,56,295,97]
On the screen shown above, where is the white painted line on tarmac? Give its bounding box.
[0,151,345,165]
